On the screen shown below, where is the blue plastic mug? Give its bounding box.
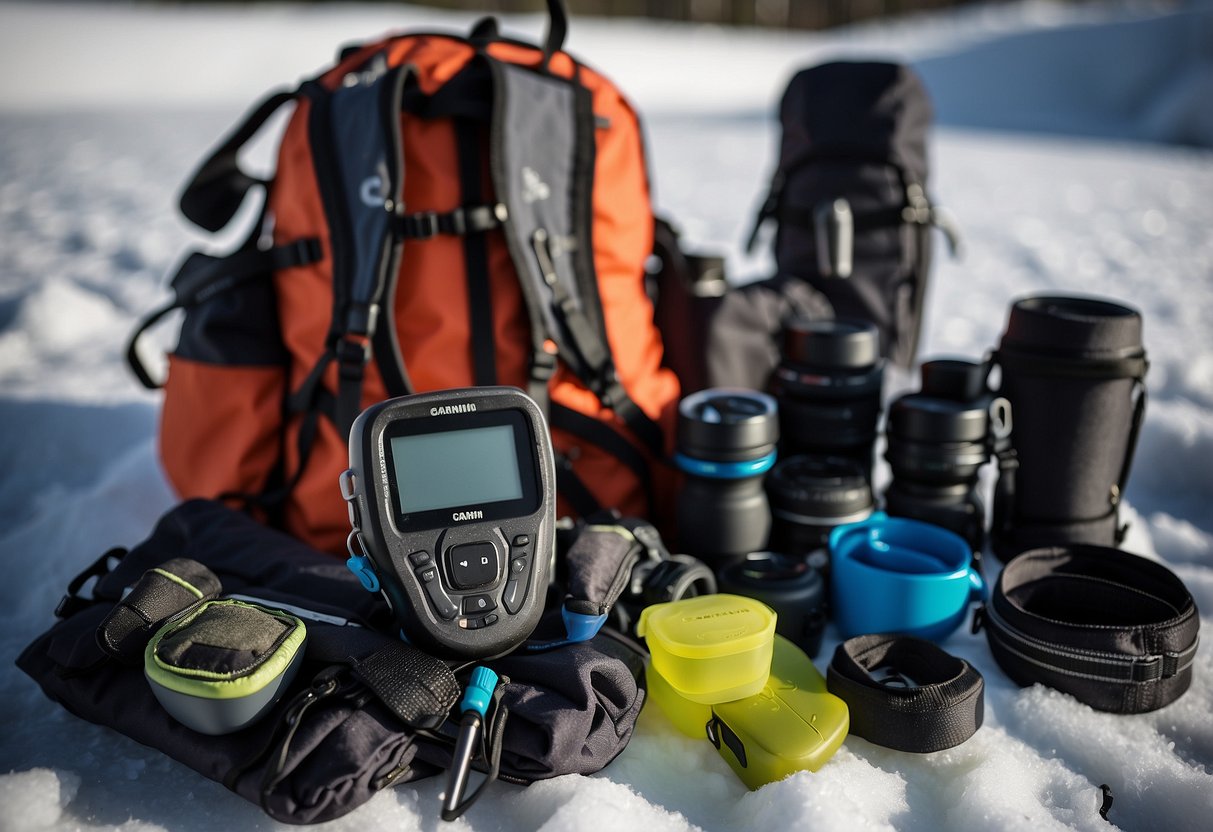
[829,513,985,641]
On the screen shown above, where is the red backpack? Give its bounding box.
[128,2,680,554]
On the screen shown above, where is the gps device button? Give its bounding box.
[448,542,499,589]
[461,594,497,615]
[502,577,528,615]
[422,579,458,620]
[512,534,530,547]
[409,551,432,568]
[510,557,528,575]
[417,566,437,583]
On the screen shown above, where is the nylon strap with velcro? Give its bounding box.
[974,544,1200,714]
[96,558,223,666]
[827,634,984,753]
[304,624,460,731]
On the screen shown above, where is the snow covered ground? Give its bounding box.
[1,2,1211,830]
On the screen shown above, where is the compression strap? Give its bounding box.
[974,544,1200,714]
[827,634,984,753]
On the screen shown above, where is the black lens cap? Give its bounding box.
[887,394,989,444]
[920,359,988,401]
[782,317,880,371]
[677,389,779,461]
[766,455,873,520]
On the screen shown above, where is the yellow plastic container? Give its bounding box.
[637,593,775,704]
[647,635,850,789]
[645,659,713,738]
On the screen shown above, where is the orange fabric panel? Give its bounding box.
[393,116,475,393]
[160,356,284,502]
[269,96,332,392]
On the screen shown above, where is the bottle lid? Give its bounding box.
[782,317,880,371]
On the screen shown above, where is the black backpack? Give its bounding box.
[744,61,959,370]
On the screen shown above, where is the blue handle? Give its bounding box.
[460,666,499,718]
[969,568,987,601]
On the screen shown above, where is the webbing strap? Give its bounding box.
[305,625,460,731]
[976,544,1200,713]
[55,548,126,619]
[980,602,1199,685]
[394,203,504,240]
[485,56,665,458]
[827,634,984,753]
[554,451,602,518]
[304,60,413,439]
[455,121,498,386]
[178,89,296,233]
[549,403,655,519]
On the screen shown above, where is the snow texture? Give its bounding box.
[1,2,1211,831]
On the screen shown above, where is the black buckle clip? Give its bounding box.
[402,211,440,240]
[530,346,558,383]
[335,335,371,369]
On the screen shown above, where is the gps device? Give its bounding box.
[340,387,555,658]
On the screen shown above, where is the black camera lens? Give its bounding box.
[674,389,779,566]
[882,358,1000,551]
[766,455,874,556]
[883,480,984,553]
[770,318,884,473]
[885,395,990,484]
[716,551,827,657]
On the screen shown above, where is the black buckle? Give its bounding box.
[335,336,371,368]
[401,211,440,240]
[530,347,557,383]
[1130,655,1164,683]
[288,236,323,266]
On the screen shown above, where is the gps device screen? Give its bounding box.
[390,425,523,513]
[383,408,541,533]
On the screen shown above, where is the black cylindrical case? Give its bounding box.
[992,295,1148,558]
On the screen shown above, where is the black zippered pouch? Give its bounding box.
[975,544,1199,714]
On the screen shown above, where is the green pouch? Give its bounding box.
[145,599,307,735]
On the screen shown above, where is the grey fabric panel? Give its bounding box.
[563,527,641,616]
[328,62,406,311]
[489,61,580,353]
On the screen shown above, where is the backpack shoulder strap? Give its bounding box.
[485,57,664,456]
[294,58,414,440]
